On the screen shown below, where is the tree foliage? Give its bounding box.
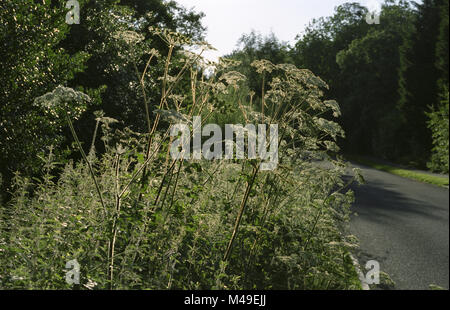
[396,0,446,166]
[0,0,89,195]
[0,0,206,199]
[427,93,449,173]
[336,1,415,158]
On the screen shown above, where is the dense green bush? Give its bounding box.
[0,0,90,195]
[0,29,362,289]
[427,92,449,173]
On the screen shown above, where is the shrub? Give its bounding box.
[427,92,449,174]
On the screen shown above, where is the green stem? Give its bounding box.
[223,165,259,261]
[109,154,121,289]
[66,113,107,218]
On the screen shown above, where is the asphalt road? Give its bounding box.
[348,163,449,290]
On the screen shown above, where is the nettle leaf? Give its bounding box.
[136,153,145,164]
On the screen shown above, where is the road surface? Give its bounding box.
[348,163,449,290]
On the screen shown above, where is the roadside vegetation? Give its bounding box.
[0,0,447,290]
[0,1,363,289]
[347,155,449,187]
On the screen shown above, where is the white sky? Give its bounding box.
[176,0,385,61]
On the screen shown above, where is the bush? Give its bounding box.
[427,92,449,174]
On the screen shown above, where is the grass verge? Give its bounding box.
[348,155,449,188]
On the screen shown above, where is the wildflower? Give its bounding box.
[220,71,246,88]
[33,86,90,120]
[114,30,144,45]
[251,59,276,74]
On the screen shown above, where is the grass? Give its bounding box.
[348,155,449,188]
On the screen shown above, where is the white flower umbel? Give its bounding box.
[33,85,91,120]
[170,115,279,171]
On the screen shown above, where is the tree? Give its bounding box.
[226,31,292,106]
[435,0,449,94]
[397,0,445,166]
[427,0,449,172]
[292,2,371,96]
[335,1,415,158]
[0,0,89,195]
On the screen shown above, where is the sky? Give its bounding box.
[175,0,385,61]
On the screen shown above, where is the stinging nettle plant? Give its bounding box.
[0,26,363,290]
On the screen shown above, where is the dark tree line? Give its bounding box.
[397,0,448,168]
[226,0,449,172]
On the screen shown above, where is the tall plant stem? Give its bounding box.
[109,154,121,289]
[66,114,107,217]
[303,175,354,251]
[244,175,278,272]
[153,159,178,206]
[261,73,265,123]
[164,160,183,217]
[223,165,259,261]
[137,45,174,200]
[89,119,100,155]
[134,52,156,133]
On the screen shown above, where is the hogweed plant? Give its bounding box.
[0,27,364,290]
